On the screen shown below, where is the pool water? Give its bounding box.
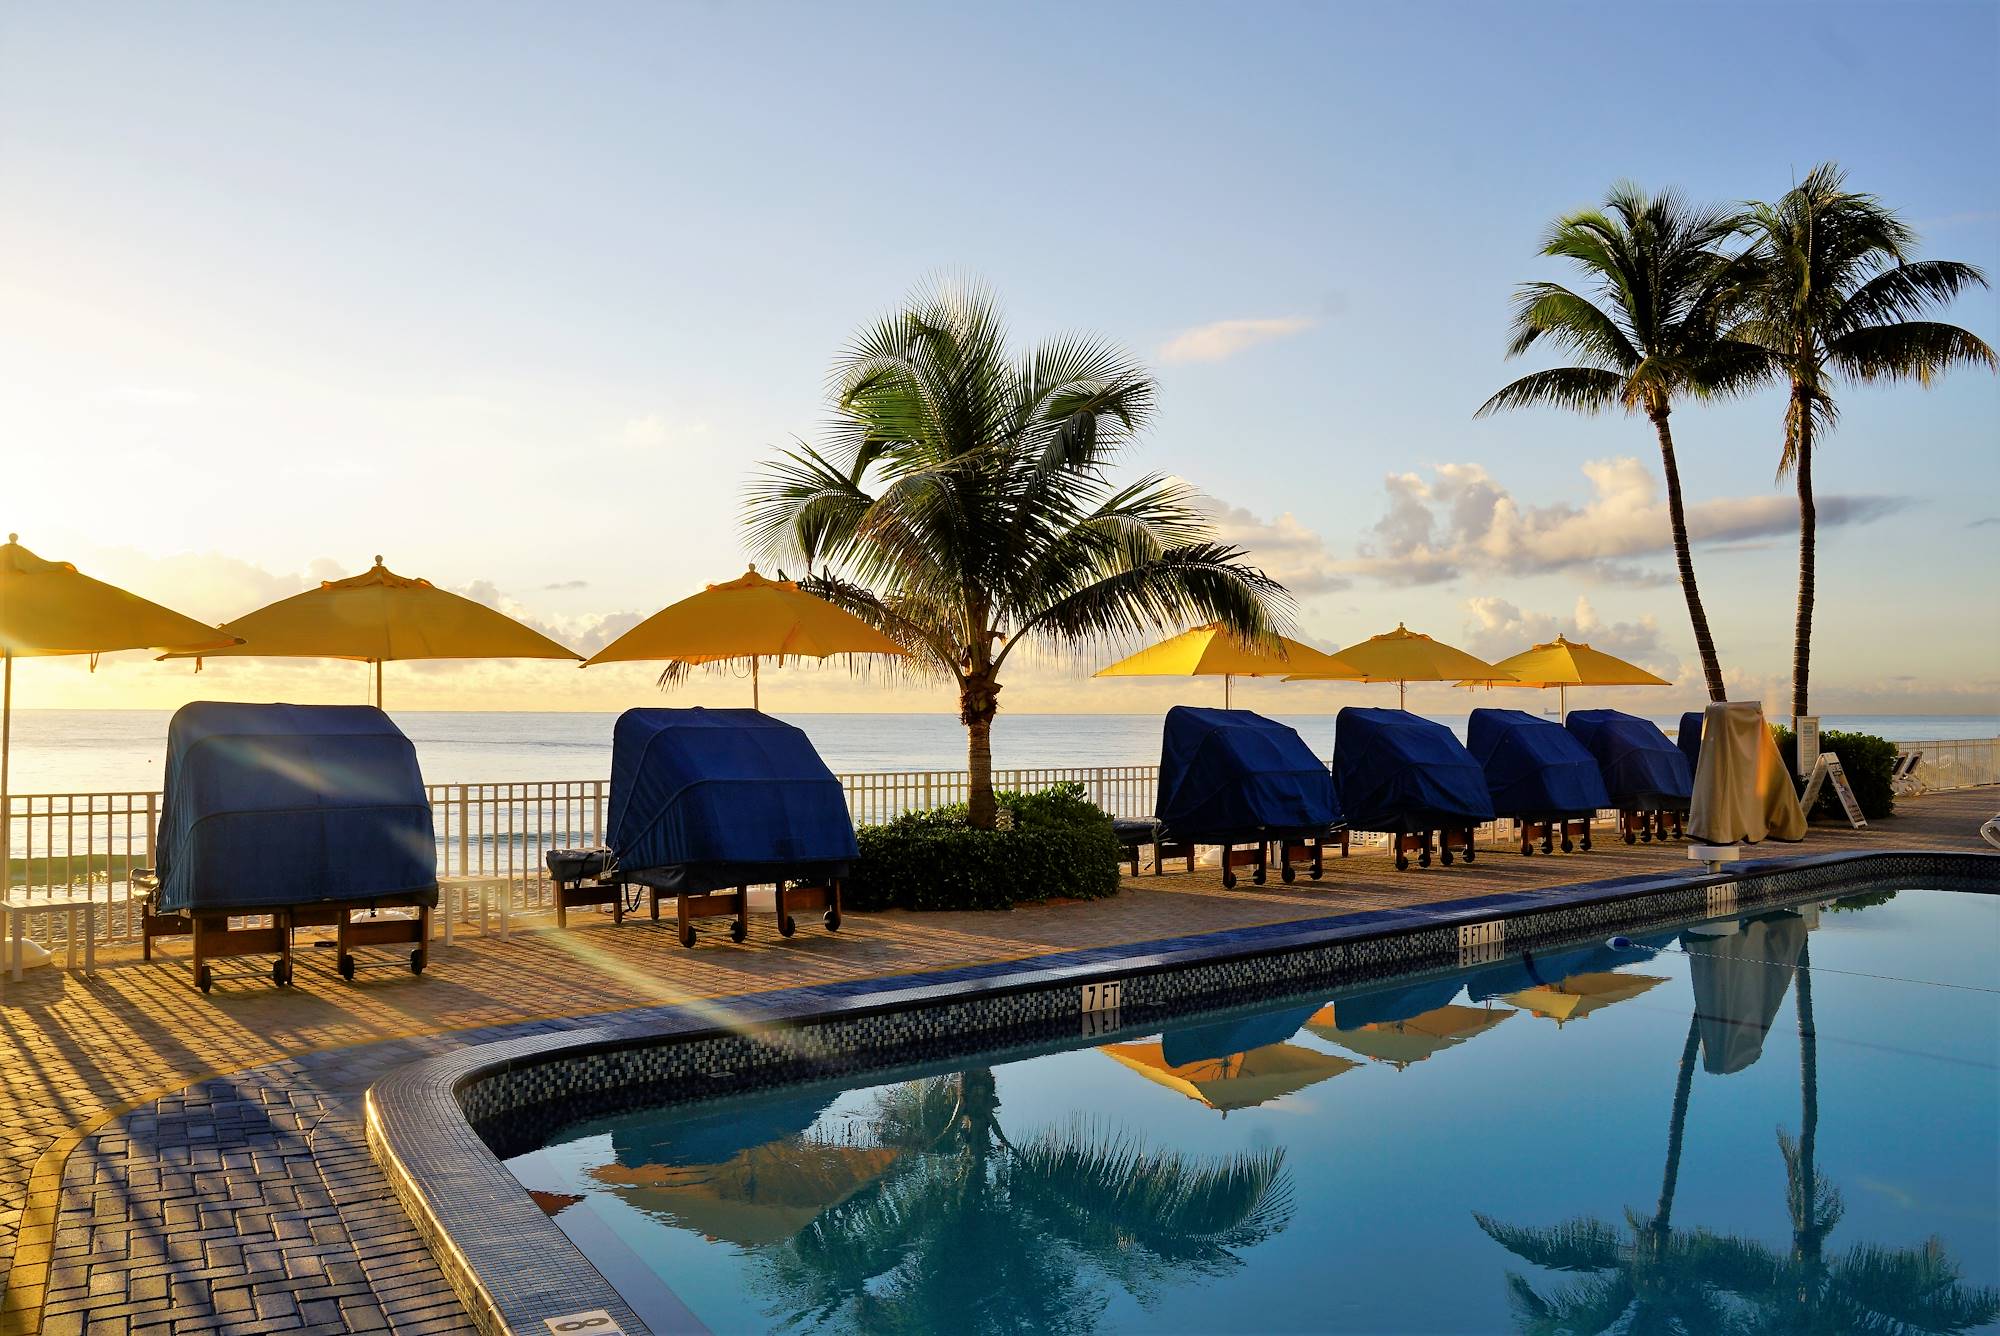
[506,889,2000,1334]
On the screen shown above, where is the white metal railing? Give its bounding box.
[2,742,1990,947]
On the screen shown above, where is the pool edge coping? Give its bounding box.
[365,848,2000,1336]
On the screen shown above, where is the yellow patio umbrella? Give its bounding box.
[586,1140,901,1246]
[1285,622,1510,710]
[581,565,907,710]
[159,557,581,706]
[1504,971,1666,1026]
[1101,1040,1358,1112]
[1094,622,1363,709]
[0,533,240,878]
[1455,635,1670,720]
[1304,1002,1514,1071]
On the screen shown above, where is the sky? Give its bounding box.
[2,0,1995,717]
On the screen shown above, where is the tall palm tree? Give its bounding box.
[756,1068,1292,1332]
[1478,184,1766,702]
[745,279,1286,827]
[1734,163,1995,718]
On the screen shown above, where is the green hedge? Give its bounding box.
[847,782,1122,912]
[1771,726,1898,821]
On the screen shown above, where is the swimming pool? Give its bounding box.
[505,887,1999,1334]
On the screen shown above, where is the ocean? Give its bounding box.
[6,709,1996,795]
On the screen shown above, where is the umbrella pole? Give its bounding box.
[374,659,383,710]
[1559,683,1566,722]
[2,650,10,880]
[1398,680,1406,711]
[753,656,760,711]
[1224,673,1231,710]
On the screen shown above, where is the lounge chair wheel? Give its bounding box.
[1281,864,1295,883]
[777,915,796,939]
[1395,853,1408,871]
[338,953,356,981]
[1561,836,1574,853]
[1624,830,1636,845]
[1252,867,1266,885]
[1581,833,1592,851]
[1222,870,1236,888]
[410,948,425,975]
[1440,848,1453,867]
[730,920,749,944]
[1462,848,1475,864]
[197,965,213,994]
[1540,837,1553,854]
[1520,840,1532,856]
[271,959,290,986]
[1418,850,1431,868]
[679,924,697,948]
[1309,869,1323,882]
[1640,827,1652,844]
[824,909,841,931]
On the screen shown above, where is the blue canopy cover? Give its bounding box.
[1331,707,1494,833]
[1154,706,1339,842]
[1564,709,1693,809]
[1159,1003,1320,1068]
[1677,711,1704,778]
[607,708,858,893]
[1466,708,1611,819]
[155,702,436,914]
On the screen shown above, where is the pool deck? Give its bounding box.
[1,787,1993,1335]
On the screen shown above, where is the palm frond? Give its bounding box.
[1476,366,1626,417]
[1473,1212,1626,1272]
[1001,541,1286,667]
[1827,320,1998,385]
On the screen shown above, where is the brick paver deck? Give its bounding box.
[2,789,1992,1333]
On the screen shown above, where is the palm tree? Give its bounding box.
[756,1068,1292,1332]
[1478,184,1766,702]
[1734,163,1995,718]
[745,279,1286,827]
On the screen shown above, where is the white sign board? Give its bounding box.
[1794,715,1820,780]
[1799,751,1867,829]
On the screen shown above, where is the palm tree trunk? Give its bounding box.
[1651,408,1728,702]
[960,668,1001,830]
[1791,396,1816,719]
[1796,938,1818,1241]
[1655,1013,1703,1237]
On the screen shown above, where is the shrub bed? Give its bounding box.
[1771,726,1898,821]
[847,782,1122,912]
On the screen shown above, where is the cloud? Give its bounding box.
[542,579,589,591]
[1197,496,1351,595]
[1969,516,2000,528]
[1159,316,1314,365]
[615,414,710,450]
[1461,595,1678,681]
[1345,458,1908,586]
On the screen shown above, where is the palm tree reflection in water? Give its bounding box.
[757,1068,1293,1333]
[1475,907,1999,1334]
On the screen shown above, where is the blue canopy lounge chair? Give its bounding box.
[1332,707,1494,869]
[140,702,437,992]
[1153,706,1344,887]
[1467,708,1611,855]
[1565,709,1693,844]
[605,708,855,947]
[1677,710,1704,779]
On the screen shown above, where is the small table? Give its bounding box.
[3,891,99,982]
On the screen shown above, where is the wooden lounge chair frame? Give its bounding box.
[615,870,843,948]
[136,879,430,992]
[1511,816,1594,855]
[1150,827,1349,886]
[1378,826,1479,871]
[1617,807,1685,844]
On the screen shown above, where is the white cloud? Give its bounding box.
[1347,458,1907,586]
[1197,496,1351,594]
[615,414,710,450]
[1159,316,1314,365]
[1461,595,1678,681]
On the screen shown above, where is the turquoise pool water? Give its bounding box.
[507,888,2000,1334]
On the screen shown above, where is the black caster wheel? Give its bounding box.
[679,924,697,948]
[1309,870,1323,882]
[824,909,841,932]
[1252,867,1267,885]
[338,954,356,981]
[1418,850,1432,868]
[410,948,426,975]
[1395,853,1409,871]
[1281,864,1296,884]
[1624,830,1637,845]
[1640,827,1652,844]
[777,916,797,939]
[1541,838,1554,854]
[1561,837,1574,853]
[1441,848,1454,867]
[730,920,748,944]
[1581,833,1593,851]
[197,965,213,993]
[1520,841,1533,856]
[1222,870,1237,889]
[1463,848,1475,864]
[272,959,290,986]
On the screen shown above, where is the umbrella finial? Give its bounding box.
[6,533,16,543]
[747,562,757,574]
[374,554,384,566]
